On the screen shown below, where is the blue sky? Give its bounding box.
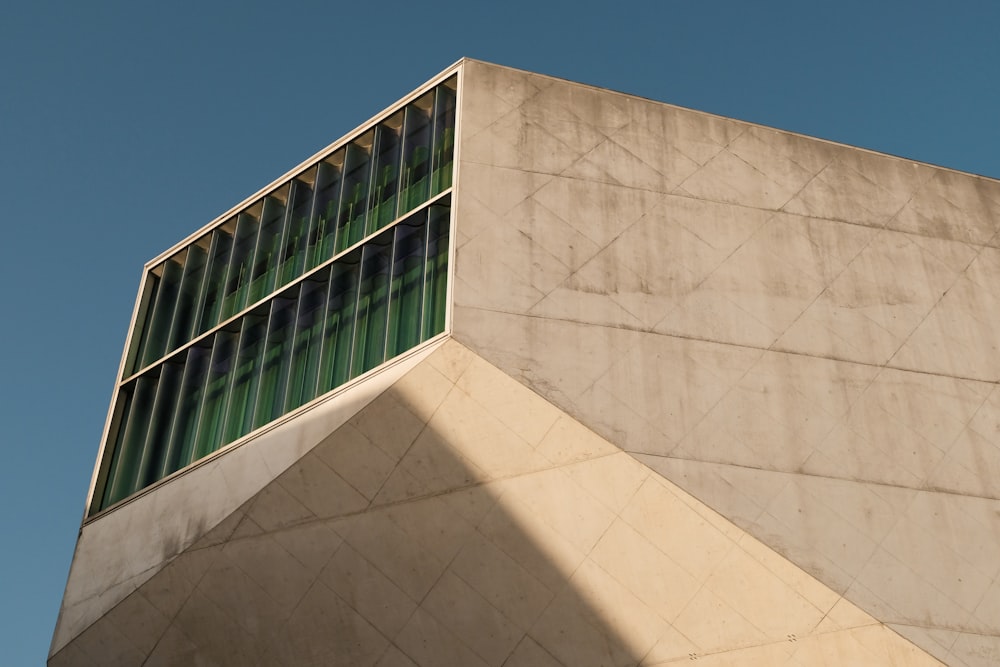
[2,1,998,663]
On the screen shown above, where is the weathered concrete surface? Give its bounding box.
[50,341,937,666]
[50,343,443,660]
[452,59,1000,666]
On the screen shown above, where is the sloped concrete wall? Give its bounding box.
[452,59,1000,666]
[49,341,938,666]
[50,344,442,659]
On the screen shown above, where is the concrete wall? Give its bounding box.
[49,344,442,659]
[54,58,995,665]
[50,341,936,666]
[452,59,1000,667]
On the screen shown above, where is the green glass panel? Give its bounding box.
[285,276,328,411]
[310,154,344,268]
[386,214,427,358]
[194,329,238,460]
[139,258,183,368]
[368,115,402,234]
[220,212,259,320]
[247,196,286,305]
[277,178,314,287]
[352,238,392,376]
[430,82,457,195]
[335,135,373,253]
[136,360,183,489]
[317,254,360,393]
[126,274,160,377]
[253,297,297,429]
[102,375,158,507]
[99,390,132,509]
[164,344,211,475]
[196,225,234,335]
[166,243,209,352]
[222,312,267,443]
[422,203,450,340]
[398,94,433,216]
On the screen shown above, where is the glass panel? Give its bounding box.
[253,296,297,429]
[247,192,287,305]
[139,257,183,368]
[335,131,374,253]
[222,310,267,443]
[285,275,328,412]
[277,176,314,288]
[99,390,132,509]
[162,343,212,476]
[136,360,184,489]
[317,252,360,394]
[386,213,427,358]
[352,237,392,376]
[422,202,450,340]
[398,92,433,216]
[430,80,457,196]
[196,223,235,334]
[194,328,239,460]
[166,241,209,352]
[368,112,403,234]
[96,80,458,514]
[220,210,260,320]
[124,274,159,377]
[102,375,157,507]
[310,152,344,268]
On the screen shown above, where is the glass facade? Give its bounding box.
[94,77,456,514]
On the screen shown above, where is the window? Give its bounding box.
[94,77,456,514]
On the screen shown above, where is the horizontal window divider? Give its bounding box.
[119,189,452,386]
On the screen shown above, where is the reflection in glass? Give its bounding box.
[386,217,426,358]
[223,313,267,444]
[337,133,374,253]
[161,344,211,478]
[368,113,403,234]
[136,360,184,489]
[431,82,457,195]
[423,204,450,339]
[311,153,344,268]
[197,225,235,335]
[221,211,260,320]
[254,297,297,429]
[318,255,360,394]
[399,93,433,215]
[139,259,182,369]
[353,236,392,375]
[248,193,287,304]
[278,177,314,287]
[285,275,327,411]
[167,243,209,352]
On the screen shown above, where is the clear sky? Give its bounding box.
[2,1,998,663]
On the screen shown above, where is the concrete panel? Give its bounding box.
[451,64,1000,665]
[50,339,939,666]
[51,341,444,657]
[890,168,1000,245]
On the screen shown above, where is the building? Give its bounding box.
[50,59,1000,666]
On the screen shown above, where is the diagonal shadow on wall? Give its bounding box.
[48,340,939,667]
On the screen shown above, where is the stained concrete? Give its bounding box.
[452,59,1000,667]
